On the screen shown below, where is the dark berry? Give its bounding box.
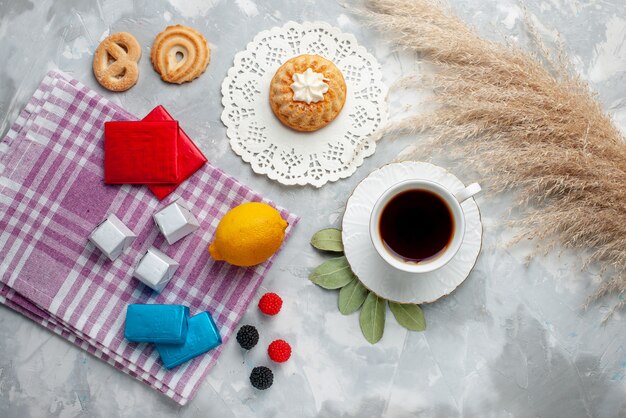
[249,366,273,390]
[236,325,259,350]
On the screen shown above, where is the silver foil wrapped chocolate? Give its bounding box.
[133,247,179,292]
[89,214,136,261]
[153,198,200,245]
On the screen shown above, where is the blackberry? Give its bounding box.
[236,325,259,350]
[249,366,273,390]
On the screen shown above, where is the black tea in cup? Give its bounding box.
[378,189,454,263]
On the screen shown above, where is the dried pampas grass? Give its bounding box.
[359,0,626,309]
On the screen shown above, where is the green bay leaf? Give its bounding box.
[359,292,386,344]
[310,228,344,252]
[338,278,369,315]
[309,256,354,289]
[388,302,426,331]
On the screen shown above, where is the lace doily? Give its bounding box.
[221,21,387,187]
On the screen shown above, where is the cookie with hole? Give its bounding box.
[151,25,210,85]
[92,32,141,92]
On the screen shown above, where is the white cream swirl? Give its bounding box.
[290,68,329,104]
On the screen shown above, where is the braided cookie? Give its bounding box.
[269,54,347,132]
[151,25,210,84]
[93,32,141,92]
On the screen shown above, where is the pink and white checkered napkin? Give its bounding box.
[0,71,299,405]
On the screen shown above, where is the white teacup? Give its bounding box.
[369,179,481,273]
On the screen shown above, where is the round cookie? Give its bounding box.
[151,25,210,84]
[93,32,141,92]
[269,54,347,132]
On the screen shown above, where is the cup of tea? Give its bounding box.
[369,179,481,273]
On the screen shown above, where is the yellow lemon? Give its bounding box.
[208,202,288,267]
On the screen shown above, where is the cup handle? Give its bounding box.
[454,183,482,204]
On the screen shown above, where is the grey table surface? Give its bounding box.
[1,0,625,417]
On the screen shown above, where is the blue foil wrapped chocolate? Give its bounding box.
[124,304,189,344]
[156,311,222,369]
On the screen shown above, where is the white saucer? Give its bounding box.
[342,162,483,304]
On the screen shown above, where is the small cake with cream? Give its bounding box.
[269,54,347,132]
